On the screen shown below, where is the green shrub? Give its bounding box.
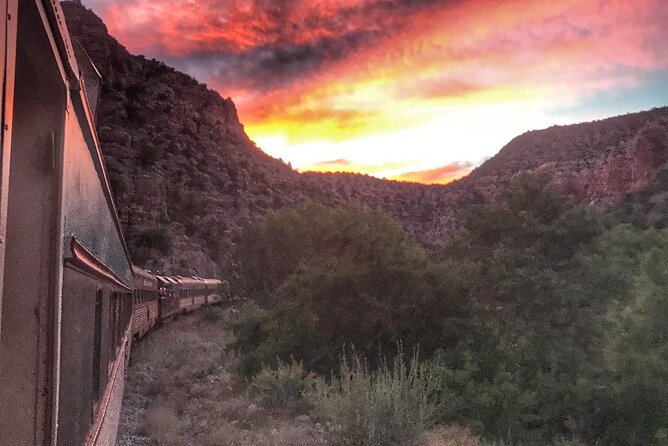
[229,204,471,375]
[201,306,224,323]
[227,303,276,377]
[306,352,441,446]
[250,359,314,407]
[131,226,173,258]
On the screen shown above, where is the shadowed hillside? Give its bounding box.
[62,2,668,276]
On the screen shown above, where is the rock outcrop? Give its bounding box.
[464,110,668,209]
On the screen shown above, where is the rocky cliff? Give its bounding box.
[465,109,668,209]
[62,2,668,276]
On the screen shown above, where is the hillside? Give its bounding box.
[62,1,469,275]
[465,108,668,208]
[61,2,668,276]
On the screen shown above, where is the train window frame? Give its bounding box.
[92,288,103,409]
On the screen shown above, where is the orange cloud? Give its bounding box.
[91,0,668,183]
[102,0,444,56]
[300,159,407,176]
[392,162,473,185]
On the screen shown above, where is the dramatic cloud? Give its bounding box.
[301,158,407,176]
[87,0,668,182]
[393,162,474,185]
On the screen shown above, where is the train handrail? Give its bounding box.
[65,237,132,291]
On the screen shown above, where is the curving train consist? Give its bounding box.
[0,1,229,445]
[130,266,227,340]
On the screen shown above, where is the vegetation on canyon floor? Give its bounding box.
[121,173,667,446]
[227,176,668,445]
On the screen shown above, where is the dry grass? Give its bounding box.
[117,308,514,446]
[118,306,326,446]
[306,353,441,446]
[425,426,488,446]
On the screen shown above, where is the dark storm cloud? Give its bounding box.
[101,0,461,92]
[166,28,382,93]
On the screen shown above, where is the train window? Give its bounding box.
[109,292,116,352]
[111,292,121,349]
[92,288,103,405]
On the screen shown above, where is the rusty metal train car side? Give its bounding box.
[0,1,134,446]
[204,278,225,304]
[0,2,233,445]
[176,276,208,311]
[156,274,181,322]
[131,266,159,339]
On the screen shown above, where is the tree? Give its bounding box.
[230,203,469,375]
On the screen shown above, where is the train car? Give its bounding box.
[156,274,181,322]
[131,266,159,339]
[0,1,134,446]
[176,276,207,312]
[204,278,225,305]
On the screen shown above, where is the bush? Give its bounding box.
[201,306,224,323]
[229,204,471,375]
[233,202,428,303]
[131,226,173,259]
[306,352,441,446]
[581,245,668,445]
[250,359,314,408]
[227,303,275,377]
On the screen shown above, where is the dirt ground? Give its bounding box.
[116,306,326,446]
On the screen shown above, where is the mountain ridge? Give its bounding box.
[62,2,668,276]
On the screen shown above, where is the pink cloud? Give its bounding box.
[392,162,473,185]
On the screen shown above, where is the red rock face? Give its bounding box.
[580,122,667,209]
[465,115,668,211]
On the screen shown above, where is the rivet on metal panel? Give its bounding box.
[3,124,8,131]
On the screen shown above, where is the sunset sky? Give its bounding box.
[84,0,668,184]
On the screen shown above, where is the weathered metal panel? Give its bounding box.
[86,329,127,446]
[62,101,133,286]
[132,265,158,291]
[71,37,101,119]
[0,2,133,445]
[57,264,131,446]
[0,0,17,341]
[58,268,101,446]
[0,1,66,443]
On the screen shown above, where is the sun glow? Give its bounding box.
[92,0,668,184]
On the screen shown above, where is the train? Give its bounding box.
[0,1,230,445]
[130,266,228,340]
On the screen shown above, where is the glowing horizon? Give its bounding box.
[84,0,668,184]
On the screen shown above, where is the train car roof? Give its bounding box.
[175,276,206,286]
[156,276,179,285]
[132,266,158,284]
